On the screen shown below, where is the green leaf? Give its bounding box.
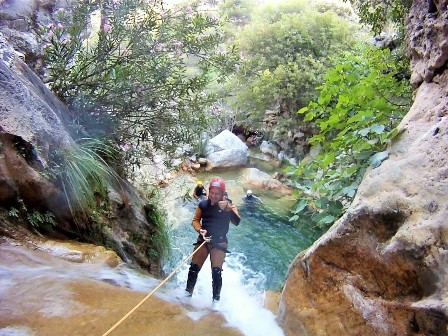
[294,199,308,213]
[328,200,344,213]
[316,197,329,208]
[298,106,309,114]
[371,124,385,134]
[304,111,315,122]
[342,185,357,198]
[370,151,389,168]
[321,153,335,167]
[289,215,300,222]
[318,215,336,224]
[337,94,350,107]
[359,127,370,136]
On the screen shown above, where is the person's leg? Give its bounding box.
[210,243,227,301]
[186,243,209,295]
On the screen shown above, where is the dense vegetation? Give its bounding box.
[218,0,360,141]
[216,0,412,230]
[40,0,238,169]
[288,46,411,228]
[36,0,414,239]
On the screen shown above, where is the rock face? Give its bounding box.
[205,129,249,170]
[241,168,293,196]
[0,55,161,273]
[406,0,448,87]
[279,1,448,335]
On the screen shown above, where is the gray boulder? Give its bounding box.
[205,130,248,170]
[260,140,280,158]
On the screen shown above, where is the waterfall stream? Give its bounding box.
[0,169,322,336]
[159,169,323,335]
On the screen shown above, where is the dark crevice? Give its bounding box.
[318,256,353,275]
[11,135,43,170]
[433,60,448,78]
[428,0,438,14]
[414,308,448,336]
[358,208,407,242]
[410,313,420,333]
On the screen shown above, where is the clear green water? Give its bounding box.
[163,169,324,291]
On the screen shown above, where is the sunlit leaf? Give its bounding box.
[370,151,389,168]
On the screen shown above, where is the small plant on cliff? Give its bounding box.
[27,210,57,228]
[288,45,412,229]
[48,138,118,226]
[2,199,56,232]
[144,202,169,262]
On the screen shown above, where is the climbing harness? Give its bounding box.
[100,236,211,336]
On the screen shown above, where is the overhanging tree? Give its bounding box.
[39,0,238,164]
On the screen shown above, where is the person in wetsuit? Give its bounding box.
[243,189,262,204]
[193,180,207,201]
[185,177,241,307]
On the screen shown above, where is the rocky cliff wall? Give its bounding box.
[0,1,163,273]
[279,1,448,335]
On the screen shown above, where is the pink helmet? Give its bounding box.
[209,177,226,193]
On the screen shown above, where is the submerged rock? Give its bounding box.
[241,167,293,196]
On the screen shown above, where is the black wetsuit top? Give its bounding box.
[198,199,240,243]
[194,186,206,197]
[244,194,260,203]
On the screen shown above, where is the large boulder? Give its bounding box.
[279,1,448,335]
[205,129,248,170]
[241,167,293,196]
[0,50,73,221]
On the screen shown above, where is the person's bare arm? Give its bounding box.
[192,207,202,232]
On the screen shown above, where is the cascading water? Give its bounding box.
[159,170,323,336]
[0,169,322,336]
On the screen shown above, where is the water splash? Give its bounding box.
[161,253,285,336]
[0,326,35,336]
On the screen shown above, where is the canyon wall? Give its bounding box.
[279,1,448,335]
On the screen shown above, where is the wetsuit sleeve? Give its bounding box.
[228,204,241,226]
[192,207,202,232]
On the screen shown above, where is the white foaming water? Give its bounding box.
[0,327,34,336]
[160,252,285,336]
[2,241,285,335]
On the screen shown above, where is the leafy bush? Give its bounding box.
[223,1,359,133]
[288,45,412,229]
[39,0,238,159]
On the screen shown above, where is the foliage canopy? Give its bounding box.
[222,0,359,136]
[39,0,238,159]
[344,0,412,36]
[288,45,412,229]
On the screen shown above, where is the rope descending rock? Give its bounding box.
[101,238,209,336]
